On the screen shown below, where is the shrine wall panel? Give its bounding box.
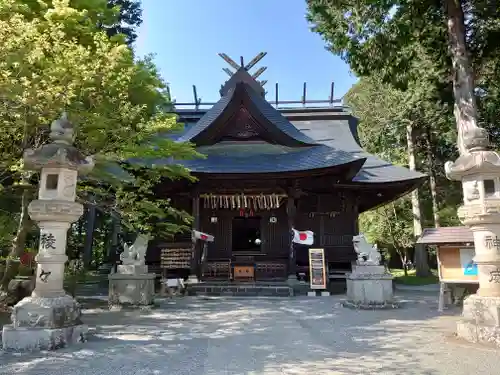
[200,208,231,259]
[262,209,288,257]
[295,192,357,264]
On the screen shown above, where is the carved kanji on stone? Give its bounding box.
[40,233,56,250]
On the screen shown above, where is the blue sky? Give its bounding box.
[135,0,357,105]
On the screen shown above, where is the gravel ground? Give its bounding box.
[1,292,499,375]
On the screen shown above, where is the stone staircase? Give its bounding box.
[189,282,293,297]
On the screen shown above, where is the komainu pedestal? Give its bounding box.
[108,235,155,306]
[108,274,155,306]
[345,265,395,309]
[344,235,396,309]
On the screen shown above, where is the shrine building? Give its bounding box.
[145,53,426,284]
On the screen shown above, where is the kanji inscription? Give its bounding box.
[489,269,500,283]
[39,269,51,283]
[40,233,56,250]
[484,235,500,250]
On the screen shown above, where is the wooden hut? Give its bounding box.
[417,226,478,310]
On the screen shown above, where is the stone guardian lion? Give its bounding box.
[352,234,381,266]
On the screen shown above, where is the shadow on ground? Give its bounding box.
[0,293,497,375]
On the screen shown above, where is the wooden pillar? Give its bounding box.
[286,192,297,278]
[190,195,201,279]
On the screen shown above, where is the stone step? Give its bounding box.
[190,284,293,297]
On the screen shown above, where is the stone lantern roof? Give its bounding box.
[23,113,94,174]
[445,127,500,179]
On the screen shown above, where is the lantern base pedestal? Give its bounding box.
[2,294,87,352]
[456,294,500,347]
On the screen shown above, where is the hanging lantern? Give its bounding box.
[269,216,277,224]
[210,216,218,224]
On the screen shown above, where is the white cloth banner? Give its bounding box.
[292,229,314,245]
[192,230,214,243]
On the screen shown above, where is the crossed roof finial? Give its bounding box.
[218,52,268,86]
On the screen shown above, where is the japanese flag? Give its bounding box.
[192,230,214,243]
[292,229,314,245]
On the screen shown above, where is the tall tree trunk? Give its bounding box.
[388,203,408,276]
[425,127,441,227]
[0,188,32,291]
[445,0,480,155]
[406,123,430,277]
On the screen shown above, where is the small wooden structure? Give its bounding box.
[417,226,477,311]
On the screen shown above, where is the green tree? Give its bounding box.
[0,0,198,294]
[1,0,141,46]
[346,77,462,274]
[360,199,414,275]
[104,0,143,45]
[307,0,500,149]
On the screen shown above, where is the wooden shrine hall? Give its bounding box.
[144,53,426,285]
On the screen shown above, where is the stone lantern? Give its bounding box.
[2,113,94,351]
[445,127,500,344]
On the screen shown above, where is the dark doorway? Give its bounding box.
[232,217,262,252]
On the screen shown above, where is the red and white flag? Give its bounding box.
[192,230,214,243]
[292,229,314,245]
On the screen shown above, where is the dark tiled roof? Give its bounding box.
[142,144,366,174]
[177,83,317,146]
[243,84,317,145]
[416,227,474,245]
[173,108,425,183]
[176,92,234,143]
[290,118,425,183]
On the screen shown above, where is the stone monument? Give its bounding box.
[108,233,155,306]
[445,127,500,345]
[344,234,395,309]
[2,113,94,351]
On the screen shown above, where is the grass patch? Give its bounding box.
[391,268,439,285]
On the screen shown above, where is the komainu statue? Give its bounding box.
[352,234,381,266]
[120,234,150,266]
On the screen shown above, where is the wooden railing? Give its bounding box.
[255,262,287,280]
[203,260,232,280]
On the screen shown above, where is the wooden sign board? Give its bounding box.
[160,248,192,269]
[437,246,478,283]
[308,248,327,290]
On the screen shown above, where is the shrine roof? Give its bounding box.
[416,226,474,245]
[167,107,425,183]
[156,144,366,175]
[287,115,425,183]
[176,82,317,146]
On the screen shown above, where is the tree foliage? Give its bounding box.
[0,0,198,248]
[104,0,143,45]
[345,77,462,265]
[307,0,500,145]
